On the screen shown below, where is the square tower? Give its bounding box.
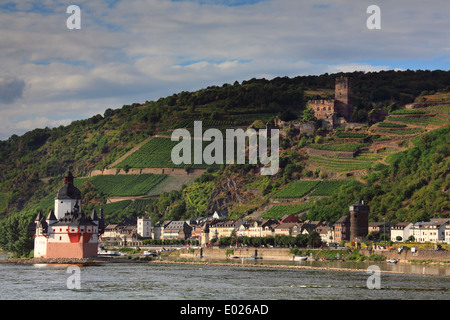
[334,77,353,121]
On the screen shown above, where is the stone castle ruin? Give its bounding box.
[308,76,354,129]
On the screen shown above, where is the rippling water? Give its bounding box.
[0,259,448,300]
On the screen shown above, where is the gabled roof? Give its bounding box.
[334,215,350,225]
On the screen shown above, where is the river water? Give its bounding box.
[0,255,448,301]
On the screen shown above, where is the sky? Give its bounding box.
[0,0,449,140]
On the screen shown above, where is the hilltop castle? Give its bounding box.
[34,170,105,259]
[308,76,353,129]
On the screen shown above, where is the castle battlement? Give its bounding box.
[308,77,353,127]
[308,99,336,105]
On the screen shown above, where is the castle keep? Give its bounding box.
[308,76,353,128]
[34,170,105,259]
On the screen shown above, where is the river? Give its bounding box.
[0,254,448,301]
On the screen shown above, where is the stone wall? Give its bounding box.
[360,248,450,262]
[89,167,206,177]
[309,99,336,121]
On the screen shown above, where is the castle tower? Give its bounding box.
[349,199,369,242]
[54,169,82,220]
[334,76,353,121]
[34,169,104,259]
[137,215,152,238]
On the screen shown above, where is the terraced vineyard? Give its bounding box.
[76,174,167,197]
[307,155,374,172]
[262,202,315,219]
[274,180,320,198]
[309,180,353,196]
[115,137,223,169]
[97,200,132,215]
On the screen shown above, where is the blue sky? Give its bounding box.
[0,0,449,140]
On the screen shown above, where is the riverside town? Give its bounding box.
[1,71,449,300]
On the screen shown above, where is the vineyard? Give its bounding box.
[273,180,320,198]
[385,115,447,126]
[171,119,237,129]
[376,128,425,135]
[262,203,315,219]
[115,137,223,169]
[335,132,368,139]
[309,180,353,196]
[309,142,368,152]
[97,200,132,215]
[390,109,429,115]
[377,122,406,128]
[76,174,167,197]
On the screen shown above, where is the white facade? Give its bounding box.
[47,225,98,243]
[410,221,447,243]
[137,217,152,238]
[445,225,450,244]
[390,223,413,242]
[54,199,78,220]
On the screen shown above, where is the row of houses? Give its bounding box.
[99,208,450,246]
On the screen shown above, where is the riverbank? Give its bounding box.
[2,255,449,277]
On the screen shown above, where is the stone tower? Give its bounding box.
[334,76,353,121]
[349,199,369,242]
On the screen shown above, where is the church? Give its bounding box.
[34,170,105,259]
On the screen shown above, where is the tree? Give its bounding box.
[301,107,316,122]
[0,214,34,257]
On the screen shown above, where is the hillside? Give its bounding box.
[0,70,449,228]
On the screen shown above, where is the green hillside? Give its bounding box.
[0,70,449,242]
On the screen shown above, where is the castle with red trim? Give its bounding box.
[34,170,105,259]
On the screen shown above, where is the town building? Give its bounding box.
[315,225,333,244]
[152,220,172,240]
[333,215,350,243]
[274,222,302,237]
[34,169,105,259]
[410,219,449,243]
[137,216,152,238]
[390,222,413,242]
[163,221,192,240]
[368,222,392,239]
[248,219,278,238]
[445,225,450,244]
[209,219,245,239]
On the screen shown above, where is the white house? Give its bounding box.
[410,219,448,243]
[445,225,450,244]
[137,216,152,238]
[390,222,413,242]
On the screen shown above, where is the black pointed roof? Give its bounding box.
[55,169,81,200]
[349,199,369,212]
[35,211,43,222]
[47,209,57,221]
[91,209,98,221]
